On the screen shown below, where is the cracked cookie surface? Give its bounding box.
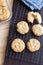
[17,21,29,34]
[27,39,40,52]
[27,12,42,24]
[27,12,34,23]
[11,38,25,52]
[0,0,10,20]
[32,24,43,36]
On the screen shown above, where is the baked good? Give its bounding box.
[27,38,40,52]
[27,12,34,23]
[11,38,25,52]
[27,12,42,24]
[0,0,10,20]
[0,0,7,6]
[0,6,10,20]
[32,24,43,36]
[33,12,42,24]
[17,21,29,34]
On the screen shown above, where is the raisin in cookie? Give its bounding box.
[32,24,43,36]
[17,21,29,34]
[27,39,40,52]
[11,38,25,52]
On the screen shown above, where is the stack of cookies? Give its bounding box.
[0,0,10,21]
[11,11,43,53]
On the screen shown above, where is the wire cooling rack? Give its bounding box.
[5,0,43,65]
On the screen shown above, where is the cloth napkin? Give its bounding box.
[21,0,43,10]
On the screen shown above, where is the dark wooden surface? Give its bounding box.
[4,0,43,65]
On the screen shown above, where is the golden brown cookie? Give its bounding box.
[17,21,29,34]
[0,6,10,20]
[27,39,40,52]
[0,0,7,6]
[33,12,42,24]
[11,38,25,52]
[32,24,43,36]
[27,12,42,24]
[27,12,34,23]
[0,0,10,21]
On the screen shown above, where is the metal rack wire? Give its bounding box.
[5,0,43,65]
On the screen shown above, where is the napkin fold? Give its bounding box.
[21,0,43,10]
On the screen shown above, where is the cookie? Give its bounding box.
[32,24,43,36]
[27,39,40,52]
[27,12,34,23]
[0,0,7,6]
[0,0,10,21]
[27,12,42,24]
[33,12,42,24]
[0,6,10,20]
[11,38,25,52]
[17,21,29,34]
